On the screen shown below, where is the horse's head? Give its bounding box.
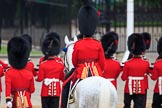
[63,35,78,72]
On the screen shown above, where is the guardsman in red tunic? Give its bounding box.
[61,1,105,108]
[0,60,8,99]
[151,37,162,108]
[38,32,61,65]
[0,34,9,100]
[0,63,3,98]
[22,34,37,76]
[141,32,151,108]
[121,33,150,108]
[101,31,121,89]
[36,32,65,108]
[5,36,35,108]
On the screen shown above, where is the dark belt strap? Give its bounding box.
[78,59,97,64]
[12,88,29,92]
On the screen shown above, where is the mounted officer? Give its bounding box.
[61,0,105,108]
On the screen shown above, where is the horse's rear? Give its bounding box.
[68,76,118,108]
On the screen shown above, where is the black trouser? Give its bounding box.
[152,93,162,108]
[41,96,59,108]
[143,90,147,108]
[124,93,145,108]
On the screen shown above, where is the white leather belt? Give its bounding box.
[44,78,60,86]
[107,78,115,82]
[128,76,144,95]
[158,77,162,95]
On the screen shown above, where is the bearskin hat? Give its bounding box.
[7,36,30,69]
[45,32,61,42]
[101,31,118,58]
[41,32,60,56]
[141,32,151,50]
[128,33,146,55]
[22,34,32,52]
[157,37,162,55]
[78,0,98,37]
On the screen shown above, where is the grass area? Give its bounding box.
[0,46,42,55]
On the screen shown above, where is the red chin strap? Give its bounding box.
[145,40,150,46]
[115,40,118,46]
[97,11,101,17]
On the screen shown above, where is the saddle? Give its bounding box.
[68,63,94,104]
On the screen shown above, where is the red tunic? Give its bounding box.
[5,67,35,108]
[151,59,162,93]
[72,38,105,79]
[0,65,4,92]
[102,57,121,89]
[39,56,44,64]
[0,60,8,92]
[121,57,150,94]
[142,56,150,90]
[0,60,8,69]
[36,56,65,97]
[26,59,37,76]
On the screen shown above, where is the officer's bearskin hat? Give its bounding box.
[41,32,60,56]
[141,32,151,50]
[22,34,32,52]
[78,0,98,37]
[128,33,146,55]
[101,31,118,58]
[7,36,30,69]
[157,37,162,55]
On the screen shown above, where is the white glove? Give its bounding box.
[7,101,12,108]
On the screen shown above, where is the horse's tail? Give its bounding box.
[99,81,111,108]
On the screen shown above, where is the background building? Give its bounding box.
[0,0,162,52]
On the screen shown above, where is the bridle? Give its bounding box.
[64,42,75,73]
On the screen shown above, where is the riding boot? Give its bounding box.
[61,68,75,108]
[61,81,70,108]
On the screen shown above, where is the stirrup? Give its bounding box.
[68,94,75,104]
[68,79,80,104]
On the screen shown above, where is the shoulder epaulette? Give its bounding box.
[4,67,11,73]
[56,59,64,64]
[28,58,31,61]
[40,60,47,65]
[142,55,149,61]
[92,38,100,42]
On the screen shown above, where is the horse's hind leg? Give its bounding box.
[110,88,118,108]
